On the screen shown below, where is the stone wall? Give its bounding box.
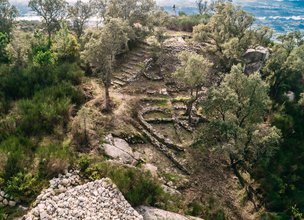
[0,189,16,208]
[23,177,142,220]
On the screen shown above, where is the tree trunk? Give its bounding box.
[186,98,195,124]
[104,84,111,112]
[47,30,52,48]
[103,56,113,112]
[229,154,259,210]
[185,87,200,124]
[229,154,245,187]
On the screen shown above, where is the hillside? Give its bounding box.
[1,0,304,220]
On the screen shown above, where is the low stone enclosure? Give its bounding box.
[135,94,208,175]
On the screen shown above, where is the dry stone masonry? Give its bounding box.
[23,177,142,220]
[0,189,16,208]
[112,43,153,88]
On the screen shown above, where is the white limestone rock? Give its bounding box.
[103,135,135,164]
[137,206,204,220]
[23,178,143,220]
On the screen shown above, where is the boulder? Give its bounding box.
[8,200,16,207]
[143,163,158,177]
[137,206,204,220]
[285,91,295,102]
[164,37,187,48]
[244,46,270,74]
[162,185,181,196]
[3,199,8,206]
[103,135,136,164]
[244,46,269,63]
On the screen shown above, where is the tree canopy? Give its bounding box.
[82,18,131,110]
[193,3,271,73]
[200,64,281,169]
[174,51,213,123]
[68,0,96,39]
[29,0,68,45]
[263,32,304,103]
[0,0,18,36]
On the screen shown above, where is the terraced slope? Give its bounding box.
[112,43,153,88]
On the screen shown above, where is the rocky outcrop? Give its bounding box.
[103,134,138,164]
[142,163,158,177]
[143,58,165,81]
[164,37,188,52]
[23,178,143,220]
[244,46,270,74]
[137,206,204,220]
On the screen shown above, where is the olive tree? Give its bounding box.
[6,30,32,68]
[193,3,271,73]
[95,0,156,26]
[200,64,281,183]
[29,0,68,46]
[263,32,304,103]
[82,18,130,111]
[51,23,80,61]
[196,0,232,15]
[0,0,18,36]
[68,0,96,39]
[93,0,108,20]
[196,0,207,15]
[0,32,9,63]
[174,51,213,124]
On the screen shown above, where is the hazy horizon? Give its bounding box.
[10,0,304,34]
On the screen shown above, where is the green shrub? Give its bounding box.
[0,32,9,63]
[16,96,71,136]
[187,201,204,216]
[0,65,30,100]
[34,82,84,106]
[82,162,167,207]
[188,197,226,220]
[78,155,91,172]
[33,50,57,66]
[0,177,4,187]
[260,212,289,220]
[14,80,85,136]
[0,62,84,101]
[166,15,209,32]
[53,63,84,85]
[108,167,164,206]
[0,207,7,220]
[5,172,45,203]
[0,136,34,180]
[0,91,8,115]
[37,143,74,177]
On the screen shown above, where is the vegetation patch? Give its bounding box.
[79,160,181,209]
